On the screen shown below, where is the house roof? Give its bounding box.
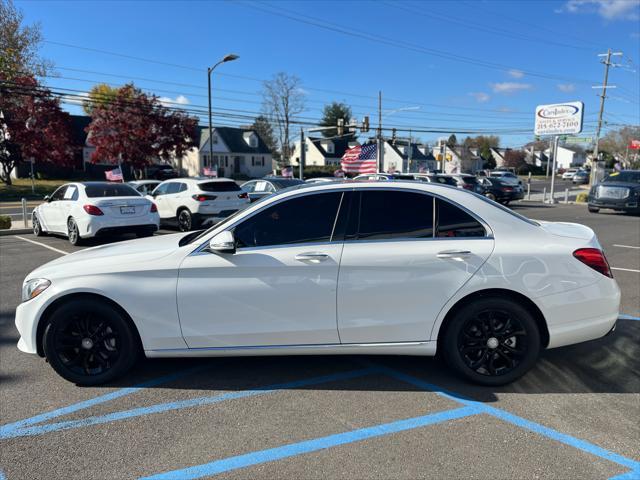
[388,140,433,161]
[309,136,356,158]
[200,127,272,154]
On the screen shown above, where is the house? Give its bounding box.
[433,141,483,174]
[290,136,359,168]
[382,139,437,173]
[195,127,273,178]
[490,148,510,168]
[543,145,586,170]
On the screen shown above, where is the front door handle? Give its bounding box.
[295,252,329,263]
[437,250,472,259]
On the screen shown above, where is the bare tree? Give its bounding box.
[261,72,305,163]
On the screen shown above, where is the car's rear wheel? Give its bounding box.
[442,297,540,386]
[588,206,600,213]
[43,299,139,385]
[484,192,497,201]
[177,208,195,232]
[32,214,45,237]
[67,217,82,245]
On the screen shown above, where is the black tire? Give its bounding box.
[177,208,194,232]
[42,299,139,385]
[484,192,497,201]
[67,217,82,245]
[588,206,600,213]
[442,297,541,386]
[32,214,45,237]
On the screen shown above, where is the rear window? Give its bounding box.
[198,181,241,192]
[85,184,139,197]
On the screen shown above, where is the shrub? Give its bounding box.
[0,215,11,230]
[575,192,588,203]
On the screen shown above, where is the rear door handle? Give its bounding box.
[437,250,472,259]
[295,252,329,263]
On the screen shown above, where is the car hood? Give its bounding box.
[596,182,640,189]
[28,232,189,280]
[536,221,596,241]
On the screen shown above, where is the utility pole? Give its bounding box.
[299,127,305,180]
[377,90,383,173]
[408,128,412,173]
[591,49,622,185]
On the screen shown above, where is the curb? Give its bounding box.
[0,228,32,236]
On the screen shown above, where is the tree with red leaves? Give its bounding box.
[0,75,75,185]
[86,84,198,173]
[503,149,527,173]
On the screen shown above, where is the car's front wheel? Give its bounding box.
[442,297,541,386]
[43,298,139,385]
[588,206,600,213]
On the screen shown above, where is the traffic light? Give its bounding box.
[361,116,370,133]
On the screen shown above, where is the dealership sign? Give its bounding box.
[534,101,584,136]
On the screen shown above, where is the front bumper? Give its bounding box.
[588,195,639,211]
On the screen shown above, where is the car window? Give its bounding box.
[152,183,170,196]
[199,181,241,192]
[604,171,640,184]
[436,199,486,237]
[63,185,78,201]
[242,182,256,193]
[50,186,67,201]
[356,190,434,240]
[234,192,343,248]
[84,184,139,197]
[254,181,270,192]
[165,182,182,195]
[179,183,188,192]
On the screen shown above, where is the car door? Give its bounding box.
[150,183,172,218]
[337,189,494,344]
[58,184,79,229]
[39,185,68,232]
[163,182,184,218]
[176,190,348,348]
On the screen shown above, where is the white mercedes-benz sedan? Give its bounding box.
[32,182,160,245]
[16,181,620,386]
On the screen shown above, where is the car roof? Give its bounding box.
[128,180,160,185]
[161,177,235,184]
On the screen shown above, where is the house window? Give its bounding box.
[262,156,265,166]
[250,136,258,148]
[251,156,255,166]
[204,154,209,164]
[212,134,218,144]
[326,143,334,154]
[225,156,229,167]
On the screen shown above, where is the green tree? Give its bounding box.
[463,135,500,161]
[251,115,279,160]
[82,83,122,115]
[319,102,354,139]
[0,0,53,79]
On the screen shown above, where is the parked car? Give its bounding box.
[476,177,525,205]
[241,177,305,202]
[572,170,589,185]
[31,182,159,245]
[148,178,250,231]
[489,171,523,186]
[448,174,479,191]
[128,180,161,195]
[146,164,179,180]
[17,182,620,387]
[353,173,416,181]
[413,174,462,187]
[305,177,342,184]
[562,168,580,180]
[587,170,640,214]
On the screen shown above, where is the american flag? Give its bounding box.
[105,167,123,182]
[281,166,293,178]
[341,144,377,174]
[203,166,218,177]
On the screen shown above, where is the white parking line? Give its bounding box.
[611,267,640,273]
[14,236,68,255]
[613,244,640,250]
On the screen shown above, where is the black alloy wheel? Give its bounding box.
[177,209,192,232]
[443,298,540,385]
[43,299,138,385]
[67,217,81,245]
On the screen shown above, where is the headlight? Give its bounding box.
[21,278,51,302]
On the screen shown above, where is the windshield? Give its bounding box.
[603,171,640,184]
[85,184,140,197]
[270,179,305,189]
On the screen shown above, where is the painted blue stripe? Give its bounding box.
[377,365,640,472]
[1,368,378,439]
[140,406,479,480]
[0,365,208,440]
[619,314,640,321]
[609,470,640,479]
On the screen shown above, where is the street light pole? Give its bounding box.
[207,54,239,177]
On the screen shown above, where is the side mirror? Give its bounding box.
[208,231,236,254]
[43,195,51,202]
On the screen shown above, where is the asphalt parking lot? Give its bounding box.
[0,202,638,480]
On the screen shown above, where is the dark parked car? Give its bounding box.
[572,170,589,185]
[241,177,305,202]
[476,177,524,205]
[588,170,640,214]
[146,164,179,180]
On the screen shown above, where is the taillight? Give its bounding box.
[150,203,158,213]
[192,194,216,202]
[501,187,513,192]
[463,184,473,190]
[238,192,248,199]
[573,248,613,278]
[83,205,104,216]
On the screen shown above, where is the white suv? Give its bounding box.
[149,178,249,231]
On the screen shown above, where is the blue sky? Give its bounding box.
[17,0,640,147]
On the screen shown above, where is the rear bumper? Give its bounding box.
[79,214,160,238]
[94,224,158,237]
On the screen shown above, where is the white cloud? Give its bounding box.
[557,83,576,93]
[490,82,533,94]
[468,92,490,103]
[562,0,639,20]
[508,69,525,79]
[159,94,190,107]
